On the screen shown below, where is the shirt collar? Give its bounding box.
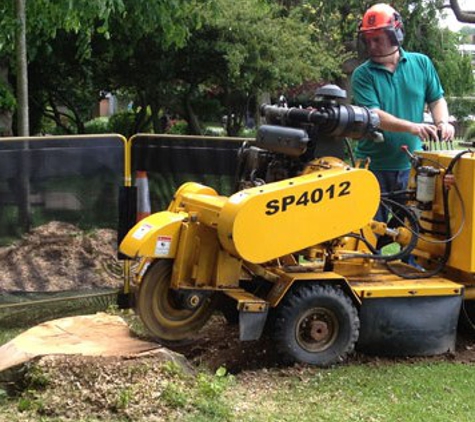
[367,48,406,70]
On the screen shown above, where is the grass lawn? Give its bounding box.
[225,362,475,422]
[0,327,23,346]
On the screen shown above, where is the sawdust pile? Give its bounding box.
[0,221,123,292]
[19,353,192,421]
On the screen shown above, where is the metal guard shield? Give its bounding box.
[217,168,380,263]
[119,211,185,258]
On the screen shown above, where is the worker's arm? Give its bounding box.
[428,98,455,141]
[372,109,439,141]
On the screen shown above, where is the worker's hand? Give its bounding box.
[437,122,455,141]
[410,123,438,142]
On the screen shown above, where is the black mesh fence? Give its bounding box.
[0,133,246,329]
[0,135,126,328]
[131,135,243,210]
[0,136,124,242]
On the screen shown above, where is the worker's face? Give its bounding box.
[363,30,396,61]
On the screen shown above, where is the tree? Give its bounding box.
[395,0,474,96]
[89,0,347,136]
[173,0,347,135]
[0,0,124,134]
[28,31,101,134]
[0,0,205,134]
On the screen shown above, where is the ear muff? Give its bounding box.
[393,12,404,44]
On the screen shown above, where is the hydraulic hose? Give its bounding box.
[341,198,419,262]
[387,150,472,279]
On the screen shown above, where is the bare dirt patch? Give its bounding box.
[166,314,475,373]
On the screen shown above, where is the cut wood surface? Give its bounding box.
[0,313,160,372]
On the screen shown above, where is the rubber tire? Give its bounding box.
[273,284,360,366]
[459,300,475,335]
[137,260,215,342]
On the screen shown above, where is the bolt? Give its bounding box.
[188,295,200,308]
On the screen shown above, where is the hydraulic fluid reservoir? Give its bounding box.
[416,166,440,210]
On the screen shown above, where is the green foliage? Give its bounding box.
[0,388,8,403]
[432,31,474,97]
[447,97,475,122]
[170,0,349,135]
[167,119,189,135]
[160,361,185,378]
[161,382,188,409]
[25,366,51,390]
[0,327,23,346]
[0,0,126,58]
[152,363,234,419]
[84,117,110,134]
[17,397,34,412]
[210,0,343,90]
[0,0,209,135]
[1,0,473,137]
[389,1,473,97]
[203,126,226,136]
[295,0,369,47]
[187,370,234,421]
[0,81,16,111]
[464,122,475,141]
[108,111,137,137]
[114,387,133,410]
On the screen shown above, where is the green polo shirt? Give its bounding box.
[351,49,444,170]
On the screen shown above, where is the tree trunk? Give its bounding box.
[256,91,271,128]
[16,0,29,136]
[15,0,31,232]
[183,89,202,135]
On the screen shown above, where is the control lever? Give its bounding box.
[400,145,421,169]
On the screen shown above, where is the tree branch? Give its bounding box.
[449,0,475,23]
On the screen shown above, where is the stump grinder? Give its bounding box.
[120,85,475,366]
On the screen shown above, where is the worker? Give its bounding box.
[351,3,455,222]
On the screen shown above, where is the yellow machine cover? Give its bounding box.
[217,165,380,263]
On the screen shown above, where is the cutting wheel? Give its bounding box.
[137,260,215,341]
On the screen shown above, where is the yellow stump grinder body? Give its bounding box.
[120,88,470,366]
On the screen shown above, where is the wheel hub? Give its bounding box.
[309,320,330,342]
[296,307,339,352]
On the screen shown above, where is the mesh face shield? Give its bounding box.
[357,27,401,59]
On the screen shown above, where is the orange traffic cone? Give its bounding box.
[135,171,151,221]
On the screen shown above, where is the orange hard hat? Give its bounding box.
[359,3,404,45]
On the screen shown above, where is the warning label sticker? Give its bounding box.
[132,223,153,240]
[155,236,172,256]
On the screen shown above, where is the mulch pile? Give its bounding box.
[0,221,123,292]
